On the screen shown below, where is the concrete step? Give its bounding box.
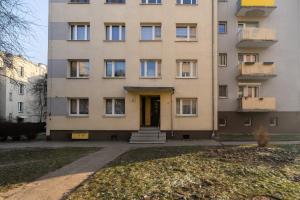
[129,131,166,144]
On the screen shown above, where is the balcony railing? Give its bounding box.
[237,0,277,17]
[237,28,277,48]
[239,97,276,112]
[238,62,276,80]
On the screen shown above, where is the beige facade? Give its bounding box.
[47,0,218,139]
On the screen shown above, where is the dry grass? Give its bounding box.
[67,145,300,200]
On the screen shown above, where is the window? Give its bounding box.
[218,21,227,34]
[177,0,197,5]
[176,60,197,78]
[219,53,227,67]
[176,24,197,41]
[19,66,24,77]
[141,0,161,4]
[239,85,260,98]
[176,98,197,116]
[106,0,125,3]
[70,24,90,40]
[244,118,252,127]
[69,0,89,3]
[69,60,90,78]
[105,24,125,41]
[19,84,25,95]
[219,85,228,98]
[8,113,13,121]
[69,99,89,115]
[141,24,161,41]
[219,118,227,127]
[270,117,278,127]
[140,60,161,78]
[9,92,12,101]
[238,21,259,32]
[105,60,125,78]
[105,98,125,116]
[238,53,259,64]
[18,102,24,113]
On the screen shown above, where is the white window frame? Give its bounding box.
[69,98,89,116]
[176,98,197,116]
[69,60,90,78]
[104,60,126,78]
[269,117,278,127]
[141,0,161,4]
[177,0,197,5]
[70,24,90,41]
[140,25,161,41]
[219,118,227,127]
[244,118,252,127]
[218,21,227,34]
[176,60,197,78]
[219,85,228,99]
[176,24,197,41]
[19,84,25,95]
[18,102,24,113]
[219,53,227,67]
[140,60,161,78]
[105,98,125,116]
[106,25,125,41]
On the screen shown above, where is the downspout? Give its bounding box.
[170,89,174,137]
[211,0,216,138]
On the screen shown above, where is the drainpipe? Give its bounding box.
[211,0,217,138]
[171,89,174,137]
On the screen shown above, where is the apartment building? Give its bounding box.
[47,0,218,141]
[0,54,47,123]
[218,0,300,133]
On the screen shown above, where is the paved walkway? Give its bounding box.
[0,140,299,200]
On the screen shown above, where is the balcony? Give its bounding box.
[236,0,277,17]
[239,97,276,112]
[237,28,277,48]
[237,62,276,80]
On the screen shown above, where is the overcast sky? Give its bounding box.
[23,0,48,65]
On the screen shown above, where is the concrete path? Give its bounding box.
[0,140,299,200]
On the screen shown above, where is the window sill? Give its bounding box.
[176,77,198,79]
[103,77,126,79]
[175,40,198,42]
[103,40,126,42]
[176,114,198,118]
[140,39,162,42]
[67,77,89,79]
[104,3,126,5]
[68,115,89,118]
[218,65,227,68]
[67,40,90,42]
[103,114,125,118]
[219,97,228,99]
[140,77,162,79]
[176,4,198,6]
[68,2,90,4]
[140,3,162,5]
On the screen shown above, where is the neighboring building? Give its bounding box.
[0,54,47,123]
[47,0,218,140]
[218,0,300,133]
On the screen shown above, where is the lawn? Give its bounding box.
[67,145,300,200]
[0,147,100,193]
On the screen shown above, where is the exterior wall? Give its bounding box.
[218,0,300,133]
[0,56,47,123]
[47,0,218,138]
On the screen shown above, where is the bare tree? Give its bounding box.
[29,74,47,122]
[0,0,33,80]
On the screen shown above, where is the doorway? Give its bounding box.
[140,96,160,128]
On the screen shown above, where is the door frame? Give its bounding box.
[140,95,161,128]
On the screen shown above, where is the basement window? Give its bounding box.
[218,118,227,127]
[269,117,278,127]
[243,118,252,127]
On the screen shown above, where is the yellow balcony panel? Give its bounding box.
[237,28,277,48]
[237,62,276,80]
[237,0,276,17]
[239,97,276,112]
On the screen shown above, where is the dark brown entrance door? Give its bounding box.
[150,97,160,127]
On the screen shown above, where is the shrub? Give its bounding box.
[0,122,45,141]
[254,126,270,147]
